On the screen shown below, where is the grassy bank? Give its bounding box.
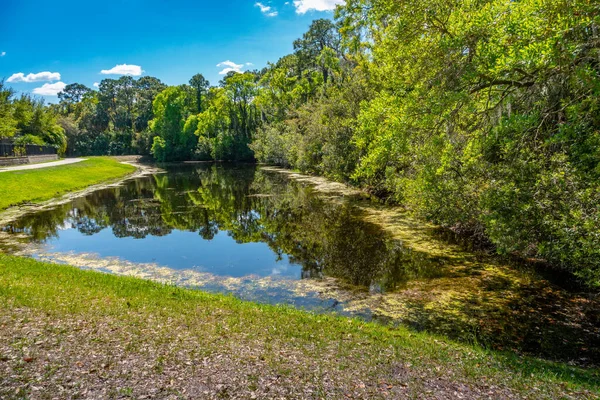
[0,157,136,210]
[0,254,598,399]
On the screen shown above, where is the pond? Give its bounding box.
[1,164,599,366]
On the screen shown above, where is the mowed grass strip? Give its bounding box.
[0,157,136,210]
[0,254,598,398]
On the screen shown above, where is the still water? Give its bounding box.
[2,164,599,365]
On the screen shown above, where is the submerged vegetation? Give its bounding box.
[2,0,597,287]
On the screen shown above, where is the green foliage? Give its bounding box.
[58,83,91,114]
[185,73,259,161]
[13,134,45,146]
[149,86,196,161]
[0,81,18,139]
[151,136,167,162]
[189,73,210,113]
[52,76,167,156]
[5,94,67,155]
[250,123,292,166]
[253,52,370,182]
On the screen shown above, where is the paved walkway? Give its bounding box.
[0,158,86,173]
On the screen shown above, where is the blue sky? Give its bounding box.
[0,0,343,102]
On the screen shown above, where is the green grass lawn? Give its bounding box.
[0,254,598,398]
[0,157,136,210]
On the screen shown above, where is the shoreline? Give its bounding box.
[0,159,160,227]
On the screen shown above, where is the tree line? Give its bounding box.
[0,83,66,152]
[1,0,599,287]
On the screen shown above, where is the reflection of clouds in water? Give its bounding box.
[58,221,72,231]
[271,263,290,276]
[191,264,208,272]
[23,249,367,318]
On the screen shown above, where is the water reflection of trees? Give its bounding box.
[4,164,443,290]
[5,179,175,240]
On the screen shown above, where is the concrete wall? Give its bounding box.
[0,157,29,167]
[27,154,58,163]
[0,154,58,167]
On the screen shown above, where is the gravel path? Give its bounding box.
[0,158,86,173]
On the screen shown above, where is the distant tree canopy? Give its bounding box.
[4,0,599,287]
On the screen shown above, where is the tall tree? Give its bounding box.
[293,18,340,84]
[189,73,210,113]
[0,81,17,139]
[134,76,166,131]
[58,83,91,114]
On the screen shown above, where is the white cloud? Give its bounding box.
[246,62,254,66]
[7,71,61,83]
[294,0,344,14]
[255,2,278,16]
[32,81,67,96]
[93,82,99,88]
[100,64,143,76]
[1,52,5,57]
[255,2,271,12]
[217,60,245,75]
